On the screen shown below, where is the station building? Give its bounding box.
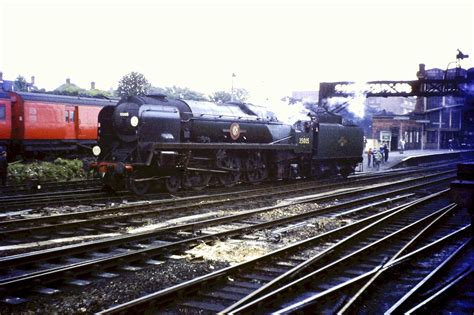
[372,65,474,151]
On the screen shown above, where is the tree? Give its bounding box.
[164,85,208,101]
[209,91,232,103]
[14,76,29,92]
[148,86,167,95]
[233,88,249,102]
[116,72,151,97]
[54,82,86,96]
[209,88,249,103]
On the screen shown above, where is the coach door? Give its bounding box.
[64,106,76,139]
[74,106,84,138]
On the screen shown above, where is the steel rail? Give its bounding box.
[0,170,454,241]
[274,225,471,314]
[387,237,472,314]
[336,203,458,314]
[96,190,448,314]
[0,189,439,298]
[405,268,473,314]
[226,202,457,314]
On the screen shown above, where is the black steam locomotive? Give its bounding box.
[92,94,363,194]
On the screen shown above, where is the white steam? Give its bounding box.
[268,99,312,125]
[329,82,367,118]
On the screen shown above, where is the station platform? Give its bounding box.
[358,149,474,173]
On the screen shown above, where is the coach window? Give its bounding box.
[70,111,75,123]
[0,104,5,120]
[65,110,69,122]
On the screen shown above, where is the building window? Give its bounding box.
[0,104,5,120]
[427,96,442,110]
[451,110,461,129]
[442,110,450,128]
[427,131,437,143]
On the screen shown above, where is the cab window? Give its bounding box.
[0,104,5,120]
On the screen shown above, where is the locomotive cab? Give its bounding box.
[293,120,314,154]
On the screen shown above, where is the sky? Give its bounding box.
[1,0,473,104]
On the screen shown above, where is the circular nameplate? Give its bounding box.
[230,123,240,140]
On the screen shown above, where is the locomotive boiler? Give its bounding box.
[92,94,363,194]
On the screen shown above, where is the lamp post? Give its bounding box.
[231,73,236,102]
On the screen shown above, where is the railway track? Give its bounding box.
[0,161,458,212]
[0,168,454,248]
[0,162,470,313]
[96,190,470,314]
[247,207,470,314]
[0,170,455,308]
[0,179,102,196]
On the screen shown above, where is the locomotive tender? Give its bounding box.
[92,94,363,194]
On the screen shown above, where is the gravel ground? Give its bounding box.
[0,196,358,313]
[0,258,230,314]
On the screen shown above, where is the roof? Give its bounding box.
[15,92,116,106]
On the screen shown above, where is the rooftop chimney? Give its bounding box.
[66,78,71,85]
[416,64,426,79]
[31,76,35,85]
[0,72,3,82]
[414,64,426,113]
[91,81,96,90]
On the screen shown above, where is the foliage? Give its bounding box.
[209,91,232,103]
[14,75,29,92]
[87,88,113,98]
[164,85,208,101]
[210,88,249,103]
[54,82,87,96]
[233,88,249,102]
[148,86,167,95]
[116,72,151,97]
[50,82,112,98]
[7,158,86,183]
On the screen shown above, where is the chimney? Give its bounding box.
[66,78,71,85]
[414,63,426,113]
[416,63,426,79]
[31,76,35,85]
[91,81,96,90]
[0,72,3,82]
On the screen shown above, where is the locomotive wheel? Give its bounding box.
[165,175,181,193]
[217,154,241,187]
[128,178,150,196]
[245,153,268,184]
[103,173,124,193]
[183,171,211,191]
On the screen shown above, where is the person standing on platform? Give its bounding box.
[0,146,7,186]
[374,150,382,171]
[379,145,385,164]
[399,139,405,154]
[367,148,372,168]
[383,143,389,162]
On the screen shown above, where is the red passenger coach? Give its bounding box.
[0,91,12,149]
[2,91,116,159]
